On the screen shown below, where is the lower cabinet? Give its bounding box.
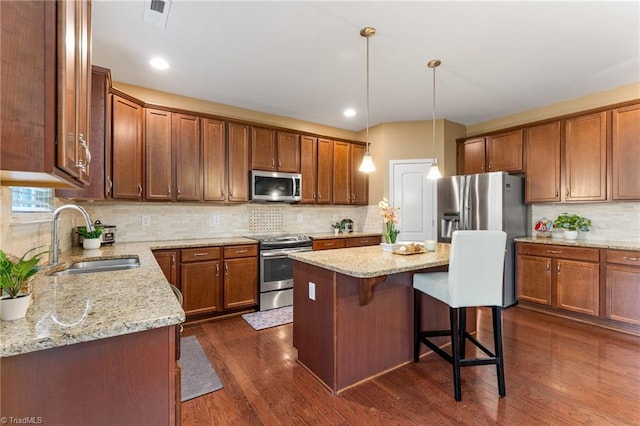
[516,242,640,335]
[312,235,381,251]
[154,244,258,322]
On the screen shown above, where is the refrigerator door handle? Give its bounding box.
[463,176,471,230]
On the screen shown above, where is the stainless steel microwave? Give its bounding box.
[250,170,302,202]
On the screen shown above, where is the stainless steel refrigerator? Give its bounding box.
[437,172,526,307]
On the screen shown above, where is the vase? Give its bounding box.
[563,230,579,240]
[83,238,101,249]
[381,243,401,252]
[1,294,32,321]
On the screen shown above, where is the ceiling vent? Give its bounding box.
[143,0,172,28]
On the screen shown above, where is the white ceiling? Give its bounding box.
[92,1,640,132]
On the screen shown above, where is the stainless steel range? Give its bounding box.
[252,234,312,311]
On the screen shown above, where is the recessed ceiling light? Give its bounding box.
[149,57,169,70]
[343,108,356,118]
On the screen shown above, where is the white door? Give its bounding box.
[390,159,437,242]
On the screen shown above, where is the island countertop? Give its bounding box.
[0,237,256,358]
[289,243,450,278]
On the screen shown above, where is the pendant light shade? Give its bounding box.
[358,26,376,173]
[427,59,442,180]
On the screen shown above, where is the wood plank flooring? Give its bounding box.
[181,307,640,425]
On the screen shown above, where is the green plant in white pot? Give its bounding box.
[78,226,104,249]
[0,247,47,321]
[554,213,591,240]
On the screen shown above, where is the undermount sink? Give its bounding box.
[50,256,140,276]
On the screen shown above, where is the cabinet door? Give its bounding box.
[227,123,250,202]
[525,122,561,203]
[516,255,552,305]
[316,138,333,204]
[346,236,380,247]
[300,135,317,204]
[111,95,143,199]
[202,118,226,202]
[251,127,276,171]
[487,130,523,172]
[611,104,640,200]
[351,144,368,205]
[145,109,172,201]
[461,138,486,174]
[76,0,91,185]
[556,259,600,316]
[312,239,347,251]
[332,141,351,205]
[564,112,607,201]
[606,264,640,325]
[276,132,301,172]
[153,250,178,286]
[181,261,221,315]
[223,257,258,310]
[173,113,201,201]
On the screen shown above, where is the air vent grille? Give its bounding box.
[143,0,171,28]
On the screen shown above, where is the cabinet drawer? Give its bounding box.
[606,250,640,267]
[223,244,258,259]
[313,239,347,251]
[181,247,221,262]
[517,243,599,262]
[347,236,381,248]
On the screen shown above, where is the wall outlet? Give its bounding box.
[141,215,151,227]
[212,214,220,225]
[308,282,316,301]
[297,213,303,223]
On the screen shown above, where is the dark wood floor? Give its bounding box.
[181,307,640,425]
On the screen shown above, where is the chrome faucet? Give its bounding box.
[50,204,95,265]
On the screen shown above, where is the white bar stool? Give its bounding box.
[413,230,507,401]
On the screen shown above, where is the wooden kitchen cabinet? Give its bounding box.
[223,245,259,310]
[173,113,201,201]
[276,132,301,172]
[346,235,381,247]
[350,143,369,205]
[313,238,347,251]
[202,118,227,201]
[111,93,144,199]
[300,135,318,203]
[458,130,523,175]
[153,249,179,286]
[564,111,607,201]
[611,104,640,200]
[227,123,251,202]
[605,249,640,325]
[181,247,222,316]
[524,121,561,203]
[333,141,351,204]
[0,0,92,188]
[251,128,301,172]
[516,243,600,317]
[145,108,172,201]
[316,138,334,204]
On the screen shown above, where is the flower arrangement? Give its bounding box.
[378,198,400,244]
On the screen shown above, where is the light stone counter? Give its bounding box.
[289,243,450,278]
[0,237,256,358]
[514,237,640,251]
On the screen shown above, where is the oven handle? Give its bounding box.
[261,248,312,258]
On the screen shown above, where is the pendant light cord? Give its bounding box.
[431,62,436,159]
[365,34,370,153]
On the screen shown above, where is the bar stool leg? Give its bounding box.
[413,289,421,363]
[458,308,467,359]
[492,306,506,397]
[450,307,462,402]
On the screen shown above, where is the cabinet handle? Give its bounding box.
[76,133,92,171]
[278,159,282,167]
[221,189,225,197]
[225,263,228,275]
[325,243,335,246]
[555,190,559,197]
[547,250,562,254]
[177,186,181,196]
[312,192,316,200]
[557,263,561,273]
[167,185,171,196]
[566,188,569,197]
[488,162,492,170]
[272,159,275,167]
[481,165,485,172]
[106,176,113,195]
[546,261,550,272]
[623,256,639,261]
[234,249,248,254]
[193,252,208,257]
[216,264,219,276]
[138,183,143,197]
[318,192,322,200]
[171,255,175,267]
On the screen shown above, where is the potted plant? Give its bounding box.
[78,225,104,249]
[378,198,401,250]
[331,221,344,235]
[554,213,591,240]
[0,247,47,321]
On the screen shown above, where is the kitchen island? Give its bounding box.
[289,243,473,394]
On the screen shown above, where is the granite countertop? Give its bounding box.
[0,237,256,358]
[514,237,640,251]
[309,232,382,240]
[289,243,450,278]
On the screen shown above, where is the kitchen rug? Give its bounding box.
[242,306,293,331]
[180,335,223,401]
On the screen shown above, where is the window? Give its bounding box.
[11,187,54,213]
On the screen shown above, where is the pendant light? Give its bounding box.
[426,59,442,180]
[358,26,376,173]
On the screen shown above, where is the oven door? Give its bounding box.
[260,247,311,292]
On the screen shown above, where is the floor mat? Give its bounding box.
[241,306,293,330]
[181,335,223,401]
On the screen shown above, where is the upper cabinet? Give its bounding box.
[202,118,227,202]
[0,0,93,188]
[316,138,334,204]
[332,141,368,205]
[458,130,523,175]
[300,135,318,203]
[251,127,301,172]
[227,123,251,202]
[524,121,561,203]
[350,144,369,205]
[111,94,144,200]
[564,112,607,201]
[611,104,640,200]
[145,109,172,201]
